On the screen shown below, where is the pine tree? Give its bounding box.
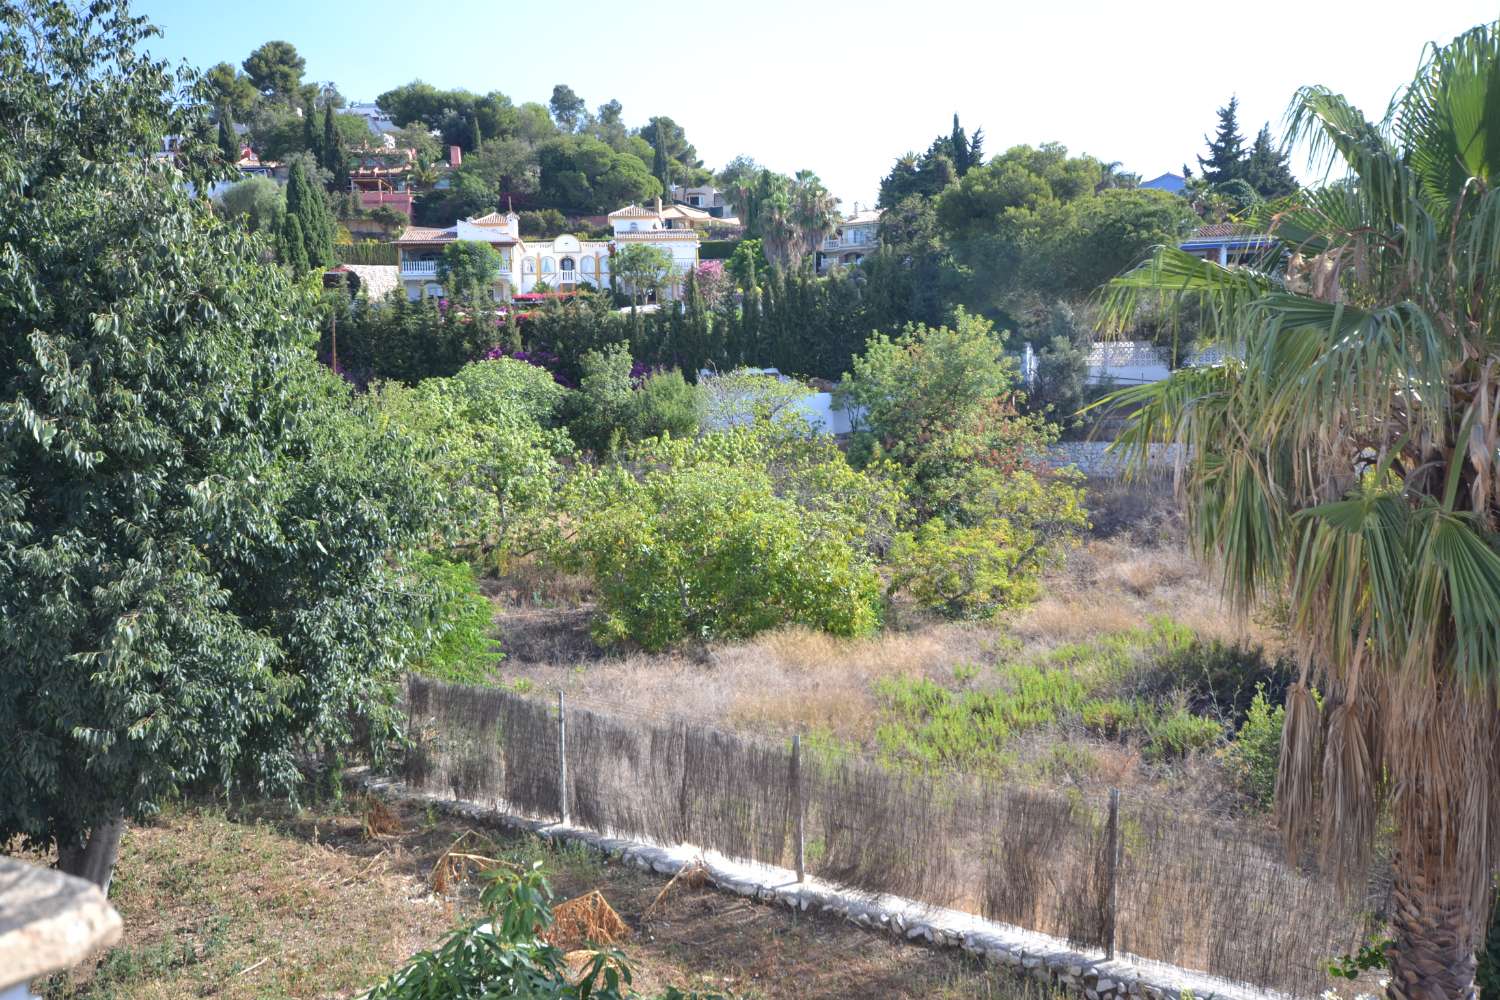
[1243,124,1298,199]
[1198,96,1247,186]
[950,113,971,175]
[968,127,985,171]
[279,212,309,273]
[217,114,238,163]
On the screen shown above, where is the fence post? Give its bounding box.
[1105,786,1120,960]
[557,690,568,825]
[792,732,805,883]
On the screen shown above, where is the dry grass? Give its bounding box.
[41,797,1062,1000]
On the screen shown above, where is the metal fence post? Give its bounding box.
[792,732,805,883]
[557,690,568,825]
[1105,786,1120,960]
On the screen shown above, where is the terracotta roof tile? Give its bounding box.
[608,204,659,218]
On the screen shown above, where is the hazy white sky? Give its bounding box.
[138,0,1494,209]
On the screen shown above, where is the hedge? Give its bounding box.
[699,239,738,260]
[335,241,398,266]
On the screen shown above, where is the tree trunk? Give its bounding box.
[57,816,126,896]
[1386,843,1478,1000]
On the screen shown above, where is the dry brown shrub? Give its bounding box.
[642,859,710,920]
[545,890,630,950]
[362,796,403,839]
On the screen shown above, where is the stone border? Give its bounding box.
[355,772,1288,1000]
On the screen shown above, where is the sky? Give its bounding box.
[136,0,1495,211]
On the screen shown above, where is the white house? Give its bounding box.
[815,206,881,274]
[392,198,699,303]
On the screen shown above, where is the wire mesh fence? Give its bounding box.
[404,676,1372,996]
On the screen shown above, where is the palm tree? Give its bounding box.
[790,169,840,267]
[1101,23,1500,998]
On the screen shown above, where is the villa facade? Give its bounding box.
[815,207,882,274]
[392,198,700,303]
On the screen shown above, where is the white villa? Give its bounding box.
[815,206,882,274]
[393,198,700,303]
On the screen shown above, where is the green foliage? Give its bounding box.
[1223,685,1285,809]
[536,134,660,214]
[562,427,894,650]
[698,239,737,260]
[611,243,675,305]
[285,155,335,269]
[365,360,569,565]
[887,467,1087,618]
[1326,938,1392,980]
[242,40,305,104]
[216,176,284,235]
[368,864,722,1000]
[438,240,503,306]
[408,555,500,684]
[323,292,503,384]
[872,621,1263,773]
[1,1,436,864]
[1197,96,1246,186]
[335,241,399,266]
[1477,885,1500,994]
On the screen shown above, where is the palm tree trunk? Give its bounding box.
[1386,843,1478,1000]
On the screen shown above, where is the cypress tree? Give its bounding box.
[1244,124,1298,199]
[279,212,309,273]
[285,157,333,269]
[217,114,238,163]
[323,103,350,193]
[652,119,670,194]
[1198,96,1247,185]
[968,127,985,171]
[469,111,482,151]
[302,103,318,161]
[950,113,971,175]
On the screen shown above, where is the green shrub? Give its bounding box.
[1145,707,1224,761]
[562,428,890,650]
[409,554,500,684]
[1223,684,1285,809]
[1080,698,1147,740]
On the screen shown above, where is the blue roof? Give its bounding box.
[1139,172,1186,194]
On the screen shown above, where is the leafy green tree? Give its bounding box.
[1101,23,1500,995]
[217,175,284,235]
[437,240,503,306]
[640,114,707,186]
[242,40,305,105]
[1,0,436,890]
[611,243,675,305]
[1197,95,1247,185]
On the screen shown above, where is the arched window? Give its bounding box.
[542,258,555,274]
[560,256,575,272]
[580,257,595,274]
[523,258,535,274]
[629,222,639,231]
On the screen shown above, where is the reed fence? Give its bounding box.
[403,676,1376,996]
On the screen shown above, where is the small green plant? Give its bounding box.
[410,554,502,684]
[1327,937,1392,979]
[1144,707,1223,760]
[1223,683,1285,809]
[367,863,725,1000]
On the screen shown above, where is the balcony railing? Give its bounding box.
[401,259,438,276]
